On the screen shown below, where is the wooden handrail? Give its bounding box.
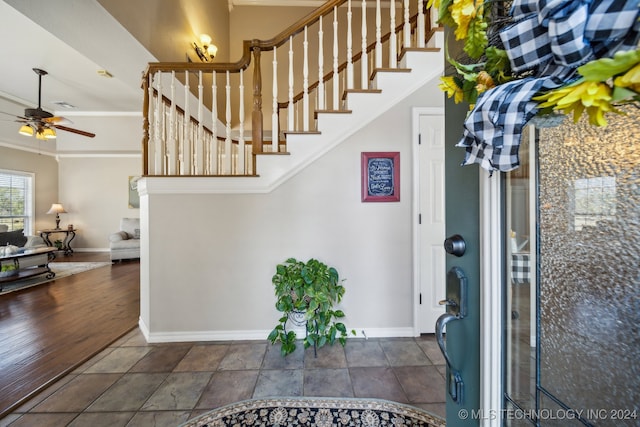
[143,0,346,78]
[143,1,436,176]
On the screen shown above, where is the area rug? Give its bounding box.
[181,397,446,427]
[0,262,112,295]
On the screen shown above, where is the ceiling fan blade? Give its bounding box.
[53,125,96,138]
[43,116,73,126]
[0,110,19,118]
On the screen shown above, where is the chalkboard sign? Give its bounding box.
[361,152,400,202]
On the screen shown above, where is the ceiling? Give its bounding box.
[0,0,156,152]
[0,0,320,153]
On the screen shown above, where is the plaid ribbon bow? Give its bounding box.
[457,0,640,173]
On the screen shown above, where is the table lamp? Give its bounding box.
[47,203,67,230]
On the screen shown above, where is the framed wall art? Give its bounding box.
[361,152,400,202]
[128,176,140,209]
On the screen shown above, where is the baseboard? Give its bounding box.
[73,248,110,253]
[138,322,416,343]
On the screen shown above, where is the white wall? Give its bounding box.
[141,82,442,341]
[55,114,143,250]
[58,155,141,250]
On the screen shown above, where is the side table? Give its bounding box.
[39,228,77,256]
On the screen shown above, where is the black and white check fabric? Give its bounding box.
[458,0,640,173]
[511,253,530,285]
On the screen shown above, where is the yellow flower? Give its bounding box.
[534,81,617,126]
[439,76,464,104]
[427,0,440,9]
[614,63,640,93]
[450,0,482,40]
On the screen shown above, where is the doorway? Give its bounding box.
[413,108,446,334]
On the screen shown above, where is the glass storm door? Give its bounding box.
[504,106,640,426]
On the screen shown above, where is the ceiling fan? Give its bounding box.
[2,68,95,140]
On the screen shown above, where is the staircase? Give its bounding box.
[141,0,444,193]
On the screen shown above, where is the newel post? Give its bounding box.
[252,46,263,172]
[141,71,150,176]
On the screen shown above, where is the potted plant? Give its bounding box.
[267,257,354,356]
[54,240,63,250]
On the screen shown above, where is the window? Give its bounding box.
[572,176,616,230]
[0,170,34,234]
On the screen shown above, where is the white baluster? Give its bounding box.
[375,0,382,69]
[169,72,177,175]
[211,71,218,175]
[317,16,325,111]
[389,0,398,68]
[404,0,411,49]
[361,0,368,89]
[288,36,295,131]
[238,69,245,175]
[154,71,163,175]
[272,47,279,153]
[225,71,232,175]
[196,70,204,175]
[303,26,309,131]
[417,0,425,47]
[183,71,190,175]
[332,6,339,110]
[346,0,354,89]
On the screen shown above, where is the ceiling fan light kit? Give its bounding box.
[11,68,95,140]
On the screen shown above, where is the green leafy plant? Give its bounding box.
[1,264,17,272]
[267,257,355,356]
[54,240,63,250]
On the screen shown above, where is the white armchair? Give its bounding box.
[109,218,140,261]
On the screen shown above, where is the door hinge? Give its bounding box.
[418,214,422,224]
[419,293,422,304]
[418,133,422,145]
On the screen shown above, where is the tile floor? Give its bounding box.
[0,328,446,427]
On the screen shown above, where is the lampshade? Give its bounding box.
[42,127,56,139]
[207,44,218,58]
[19,125,34,136]
[200,34,212,46]
[47,203,67,215]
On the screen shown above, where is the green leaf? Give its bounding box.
[612,85,640,103]
[578,49,640,82]
[317,335,327,348]
[335,322,347,333]
[464,17,488,60]
[438,0,455,27]
[333,310,345,318]
[484,47,510,78]
[267,329,279,342]
[329,326,337,344]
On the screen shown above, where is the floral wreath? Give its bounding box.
[429,0,640,172]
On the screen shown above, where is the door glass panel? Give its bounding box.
[505,127,535,413]
[505,105,640,425]
[537,105,640,422]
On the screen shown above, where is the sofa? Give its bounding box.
[109,218,140,261]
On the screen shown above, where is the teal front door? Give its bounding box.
[442,97,481,426]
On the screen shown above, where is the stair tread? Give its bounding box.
[314,109,352,119]
[283,130,322,135]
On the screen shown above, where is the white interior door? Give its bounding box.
[414,110,446,333]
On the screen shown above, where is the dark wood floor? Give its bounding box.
[0,253,140,418]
